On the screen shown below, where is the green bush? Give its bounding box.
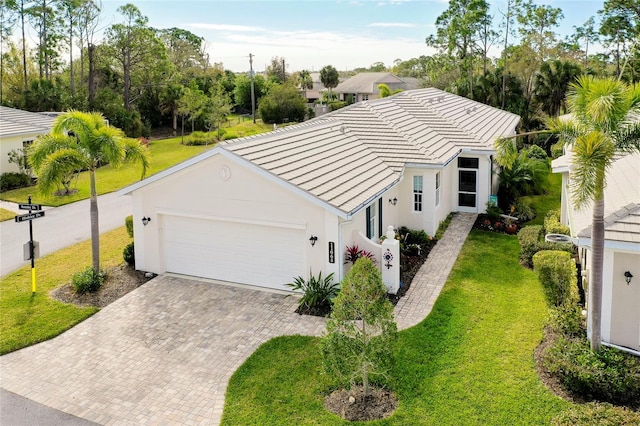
[125,215,134,238]
[286,271,339,312]
[72,266,106,294]
[518,225,572,268]
[544,210,570,235]
[486,201,502,221]
[328,101,346,111]
[123,242,135,266]
[533,250,578,307]
[185,131,216,146]
[0,172,31,191]
[524,144,548,161]
[512,199,535,223]
[544,337,640,407]
[548,304,585,337]
[552,402,640,426]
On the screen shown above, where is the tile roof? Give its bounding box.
[333,72,419,94]
[123,88,520,217]
[0,106,56,138]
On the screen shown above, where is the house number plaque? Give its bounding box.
[328,242,335,264]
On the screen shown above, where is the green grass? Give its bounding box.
[522,172,562,226]
[0,226,131,355]
[221,230,571,425]
[0,208,15,222]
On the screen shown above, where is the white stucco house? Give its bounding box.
[0,106,57,174]
[119,88,520,292]
[333,72,420,103]
[552,151,640,355]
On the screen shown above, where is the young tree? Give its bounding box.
[572,16,599,70]
[265,56,286,83]
[204,85,232,140]
[547,76,640,351]
[29,111,149,274]
[258,82,305,124]
[319,64,339,100]
[321,257,397,398]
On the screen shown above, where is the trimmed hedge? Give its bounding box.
[552,402,640,426]
[123,241,135,266]
[533,250,578,307]
[544,210,570,235]
[0,172,31,191]
[72,266,105,294]
[518,225,572,268]
[544,337,640,407]
[185,131,216,146]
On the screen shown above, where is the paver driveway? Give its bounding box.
[0,275,326,425]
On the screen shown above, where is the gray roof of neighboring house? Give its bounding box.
[334,72,419,94]
[0,106,57,138]
[568,152,640,244]
[121,88,520,216]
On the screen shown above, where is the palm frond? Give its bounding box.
[91,126,126,167]
[569,132,616,209]
[493,137,518,169]
[52,110,93,140]
[36,149,87,195]
[28,134,79,172]
[122,138,151,179]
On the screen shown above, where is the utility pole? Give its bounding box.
[281,58,286,81]
[249,53,256,124]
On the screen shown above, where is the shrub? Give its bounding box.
[518,225,572,268]
[72,266,106,294]
[551,402,640,426]
[548,304,585,337]
[328,100,346,111]
[435,213,454,240]
[544,210,570,235]
[123,242,135,266]
[533,250,578,307]
[125,215,134,238]
[185,131,216,146]
[286,271,339,312]
[321,257,397,397]
[524,144,548,161]
[486,201,502,221]
[0,172,31,191]
[543,337,640,407]
[344,244,377,264]
[512,199,535,223]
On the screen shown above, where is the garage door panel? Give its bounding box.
[162,216,306,290]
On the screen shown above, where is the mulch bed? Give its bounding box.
[50,264,154,308]
[324,385,397,421]
[473,214,520,235]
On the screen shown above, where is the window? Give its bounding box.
[435,172,440,206]
[413,175,423,212]
[362,94,369,101]
[366,201,377,239]
[458,157,479,169]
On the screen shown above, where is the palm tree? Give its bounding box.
[534,60,582,117]
[29,111,150,274]
[299,69,313,100]
[547,76,640,352]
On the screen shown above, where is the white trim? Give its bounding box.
[602,341,640,357]
[156,208,307,230]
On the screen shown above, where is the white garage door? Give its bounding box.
[162,215,306,290]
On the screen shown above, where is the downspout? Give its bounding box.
[489,155,494,197]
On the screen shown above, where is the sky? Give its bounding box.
[94,0,606,73]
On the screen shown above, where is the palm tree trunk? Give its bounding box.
[89,170,100,274]
[589,197,604,352]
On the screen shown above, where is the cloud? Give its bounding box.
[369,22,417,28]
[188,23,262,32]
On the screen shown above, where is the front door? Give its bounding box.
[458,157,479,212]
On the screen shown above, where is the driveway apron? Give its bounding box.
[0,275,326,425]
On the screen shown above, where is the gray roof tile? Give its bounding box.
[0,106,56,137]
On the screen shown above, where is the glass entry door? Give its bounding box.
[458,170,477,209]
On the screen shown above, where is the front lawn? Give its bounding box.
[0,226,130,355]
[221,231,571,425]
[522,172,562,226]
[0,208,15,222]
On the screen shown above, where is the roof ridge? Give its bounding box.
[360,97,430,157]
[603,203,640,226]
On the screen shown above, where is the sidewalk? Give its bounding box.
[394,213,477,330]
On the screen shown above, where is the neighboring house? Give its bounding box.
[0,106,57,174]
[552,151,640,355]
[333,72,420,103]
[119,88,519,292]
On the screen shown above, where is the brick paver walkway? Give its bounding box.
[0,213,475,425]
[394,213,477,330]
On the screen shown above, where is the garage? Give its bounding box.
[161,214,307,290]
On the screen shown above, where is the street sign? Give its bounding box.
[14,211,45,222]
[18,203,42,211]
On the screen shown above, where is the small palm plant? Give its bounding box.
[286,271,339,315]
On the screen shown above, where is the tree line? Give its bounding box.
[0,0,638,139]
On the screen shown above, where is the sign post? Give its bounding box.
[15,196,45,294]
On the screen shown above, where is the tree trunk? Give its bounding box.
[87,43,96,106]
[21,0,27,90]
[69,14,74,96]
[589,197,604,352]
[89,170,100,274]
[172,110,177,137]
[123,52,131,110]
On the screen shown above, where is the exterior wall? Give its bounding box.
[131,154,330,279]
[0,135,31,174]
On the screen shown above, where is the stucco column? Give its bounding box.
[381,225,400,294]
